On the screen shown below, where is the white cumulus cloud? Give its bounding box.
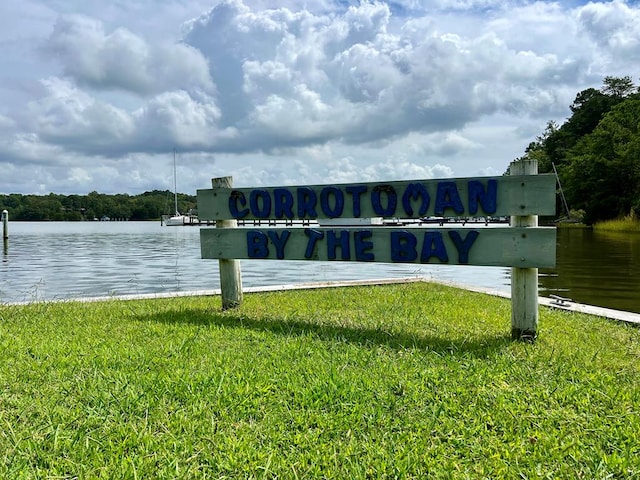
[0,0,639,195]
[46,14,214,95]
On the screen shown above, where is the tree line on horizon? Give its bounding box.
[515,75,640,225]
[0,190,197,221]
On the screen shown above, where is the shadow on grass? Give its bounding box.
[136,307,512,358]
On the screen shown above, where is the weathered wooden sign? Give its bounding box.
[197,165,556,340]
[198,175,556,221]
[197,175,556,268]
[197,162,555,341]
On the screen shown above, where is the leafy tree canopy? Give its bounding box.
[517,76,640,224]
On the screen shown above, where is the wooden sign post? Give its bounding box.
[211,177,243,310]
[510,159,539,341]
[198,166,556,340]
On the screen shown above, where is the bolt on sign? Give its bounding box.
[197,175,556,268]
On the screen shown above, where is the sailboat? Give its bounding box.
[163,150,193,226]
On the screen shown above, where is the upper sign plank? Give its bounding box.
[197,175,556,221]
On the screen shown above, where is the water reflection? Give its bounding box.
[540,228,640,313]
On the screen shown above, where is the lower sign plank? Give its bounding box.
[201,227,556,268]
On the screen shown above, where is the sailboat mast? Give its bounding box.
[173,149,179,215]
[552,162,570,219]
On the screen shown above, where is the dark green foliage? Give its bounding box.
[519,76,640,224]
[601,75,637,99]
[564,99,640,223]
[0,190,197,221]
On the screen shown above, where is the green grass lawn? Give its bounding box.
[1,282,639,478]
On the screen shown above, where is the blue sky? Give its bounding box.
[1,0,639,195]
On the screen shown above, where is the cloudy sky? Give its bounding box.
[1,0,639,195]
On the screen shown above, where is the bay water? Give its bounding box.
[1,222,638,314]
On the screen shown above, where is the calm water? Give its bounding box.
[539,228,640,314]
[0,222,509,303]
[1,222,639,313]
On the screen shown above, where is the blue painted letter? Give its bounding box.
[420,231,448,263]
[468,180,497,215]
[346,185,367,217]
[274,188,294,219]
[448,230,479,264]
[327,230,350,260]
[372,185,397,216]
[391,230,417,262]
[354,230,374,261]
[247,231,268,258]
[250,189,271,218]
[402,183,430,217]
[268,230,291,259]
[297,187,318,218]
[434,182,464,216]
[229,191,249,219]
[304,229,324,259]
[320,186,345,217]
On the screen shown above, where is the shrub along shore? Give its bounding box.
[557,217,640,232]
[1,282,639,478]
[593,216,640,233]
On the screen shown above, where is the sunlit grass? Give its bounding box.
[594,215,640,233]
[1,282,639,478]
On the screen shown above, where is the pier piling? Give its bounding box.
[2,210,7,240]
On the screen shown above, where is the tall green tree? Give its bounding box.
[541,87,620,172]
[564,98,640,223]
[601,75,637,99]
[516,76,640,223]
